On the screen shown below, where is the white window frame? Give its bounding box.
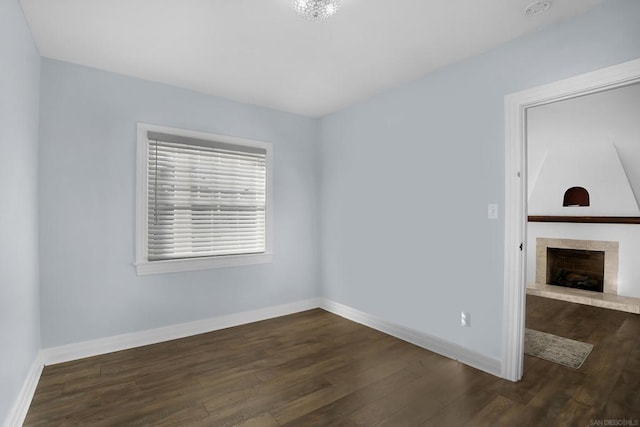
[135,123,273,275]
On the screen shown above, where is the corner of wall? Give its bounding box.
[3,352,44,427]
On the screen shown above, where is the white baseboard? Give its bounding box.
[12,296,503,427]
[41,296,502,378]
[42,298,322,365]
[320,299,502,377]
[4,352,44,427]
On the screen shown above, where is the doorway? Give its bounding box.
[501,58,640,382]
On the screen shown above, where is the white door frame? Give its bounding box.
[501,58,640,382]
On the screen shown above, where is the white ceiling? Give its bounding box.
[20,0,606,117]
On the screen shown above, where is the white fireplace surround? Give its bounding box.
[535,238,619,295]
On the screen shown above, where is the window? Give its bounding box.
[136,124,272,275]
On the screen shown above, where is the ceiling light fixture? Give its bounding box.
[292,0,341,21]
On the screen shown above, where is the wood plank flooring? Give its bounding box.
[24,296,640,426]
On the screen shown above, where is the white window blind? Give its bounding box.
[146,131,267,261]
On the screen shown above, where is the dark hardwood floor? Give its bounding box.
[24,296,640,426]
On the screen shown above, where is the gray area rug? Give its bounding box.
[524,329,594,369]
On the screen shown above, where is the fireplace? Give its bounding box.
[536,238,619,295]
[546,248,604,292]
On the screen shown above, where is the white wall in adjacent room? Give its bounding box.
[528,82,640,214]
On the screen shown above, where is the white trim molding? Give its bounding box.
[8,297,508,425]
[502,58,640,382]
[135,123,274,275]
[321,299,502,377]
[4,352,44,427]
[42,298,321,365]
[39,296,503,378]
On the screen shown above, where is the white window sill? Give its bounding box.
[135,253,272,275]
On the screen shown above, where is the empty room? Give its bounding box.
[2,0,640,425]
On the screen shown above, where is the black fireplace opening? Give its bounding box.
[546,247,605,292]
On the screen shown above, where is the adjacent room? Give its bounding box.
[2,0,639,425]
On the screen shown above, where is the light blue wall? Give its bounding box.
[0,0,41,421]
[319,0,640,360]
[10,0,640,383]
[38,59,320,348]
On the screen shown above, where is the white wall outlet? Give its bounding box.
[488,203,498,219]
[461,312,470,327]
